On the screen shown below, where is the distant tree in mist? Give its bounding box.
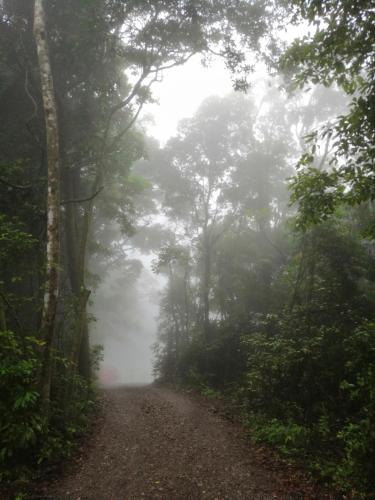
[151,91,296,372]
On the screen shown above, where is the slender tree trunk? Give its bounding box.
[0,293,6,331]
[183,265,190,344]
[202,229,211,343]
[306,234,316,336]
[33,0,60,418]
[168,265,181,362]
[78,321,91,382]
[62,164,92,387]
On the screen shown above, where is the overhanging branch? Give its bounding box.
[60,186,104,205]
[0,178,32,190]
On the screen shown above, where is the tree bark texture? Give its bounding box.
[33,0,60,418]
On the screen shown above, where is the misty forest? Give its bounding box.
[1,1,374,498]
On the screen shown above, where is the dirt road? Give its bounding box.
[46,385,336,499]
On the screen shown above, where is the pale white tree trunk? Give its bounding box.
[33,0,60,418]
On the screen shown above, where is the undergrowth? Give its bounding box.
[0,330,102,495]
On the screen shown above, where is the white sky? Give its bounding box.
[140,19,310,145]
[142,55,234,144]
[141,54,278,145]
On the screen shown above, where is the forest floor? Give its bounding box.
[34,385,340,499]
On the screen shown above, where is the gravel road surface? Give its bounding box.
[45,385,337,499]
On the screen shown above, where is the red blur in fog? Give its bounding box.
[99,366,120,386]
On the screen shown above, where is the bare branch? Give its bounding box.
[108,68,149,117]
[110,72,159,150]
[60,186,104,205]
[24,67,38,123]
[0,178,32,190]
[149,52,196,73]
[261,229,288,262]
[207,47,223,58]
[110,102,144,151]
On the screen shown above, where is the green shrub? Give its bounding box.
[0,331,43,481]
[200,385,222,400]
[246,414,310,457]
[0,330,99,484]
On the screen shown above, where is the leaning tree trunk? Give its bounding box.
[33,0,60,419]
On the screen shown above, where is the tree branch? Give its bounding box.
[110,72,159,151]
[24,67,38,123]
[108,68,149,117]
[0,178,32,190]
[110,103,144,151]
[149,52,196,73]
[261,229,288,262]
[60,186,104,205]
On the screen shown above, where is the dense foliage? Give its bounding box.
[283,0,375,229]
[148,6,375,492]
[0,0,271,488]
[151,105,375,495]
[1,0,374,497]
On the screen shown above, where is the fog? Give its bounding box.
[89,52,349,387]
[82,15,311,387]
[143,55,233,144]
[89,58,235,385]
[1,2,371,492]
[90,254,163,385]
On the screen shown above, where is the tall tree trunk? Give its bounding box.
[183,264,190,345]
[61,162,92,388]
[33,0,60,418]
[202,229,211,343]
[0,293,7,331]
[305,233,316,337]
